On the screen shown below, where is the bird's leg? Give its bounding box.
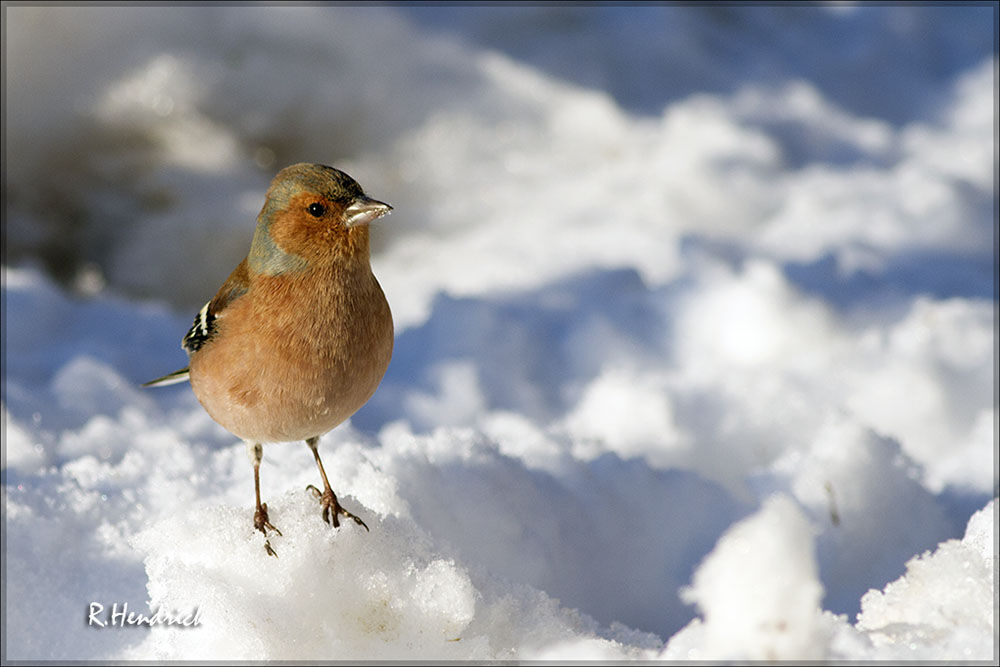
[305,436,368,531]
[248,441,281,556]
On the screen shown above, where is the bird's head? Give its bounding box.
[249,163,392,275]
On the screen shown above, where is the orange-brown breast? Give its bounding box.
[188,261,393,443]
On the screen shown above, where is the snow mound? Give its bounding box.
[125,491,655,661]
[662,496,997,661]
[664,495,829,660]
[856,499,996,660]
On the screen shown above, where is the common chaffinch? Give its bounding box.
[145,163,394,556]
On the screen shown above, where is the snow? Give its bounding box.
[853,499,998,661]
[2,3,996,662]
[663,498,998,661]
[665,496,829,660]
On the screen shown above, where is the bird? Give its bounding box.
[144,163,394,556]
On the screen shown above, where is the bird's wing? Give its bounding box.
[182,258,251,353]
[143,258,253,389]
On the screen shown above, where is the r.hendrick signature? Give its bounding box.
[87,602,201,628]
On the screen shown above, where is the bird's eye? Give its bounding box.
[307,202,325,217]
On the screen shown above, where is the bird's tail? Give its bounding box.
[142,368,191,387]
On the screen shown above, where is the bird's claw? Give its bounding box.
[254,502,282,536]
[254,502,282,557]
[324,504,370,531]
[314,487,369,531]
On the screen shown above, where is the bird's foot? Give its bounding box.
[254,502,282,557]
[306,484,369,531]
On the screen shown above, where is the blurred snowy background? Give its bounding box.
[2,3,996,661]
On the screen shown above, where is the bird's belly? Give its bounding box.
[189,301,392,443]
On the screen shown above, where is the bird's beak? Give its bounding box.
[344,196,392,228]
